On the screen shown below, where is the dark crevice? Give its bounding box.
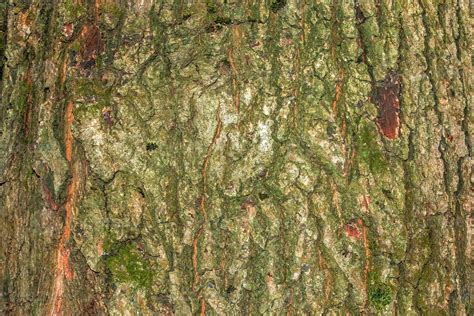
[0,1,9,128]
[397,10,416,306]
[0,2,8,91]
[270,0,287,13]
[353,2,376,85]
[453,156,470,311]
[454,60,472,307]
[37,1,54,53]
[454,0,472,156]
[31,167,40,179]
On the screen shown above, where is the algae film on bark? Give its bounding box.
[0,0,472,315]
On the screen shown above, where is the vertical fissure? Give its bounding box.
[417,0,451,195]
[0,2,8,95]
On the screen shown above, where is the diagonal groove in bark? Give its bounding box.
[452,1,471,311]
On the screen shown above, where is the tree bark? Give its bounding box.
[0,0,471,314]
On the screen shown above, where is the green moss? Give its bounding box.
[261,182,288,203]
[214,16,232,25]
[101,2,125,19]
[356,124,388,174]
[206,1,217,14]
[70,40,81,52]
[366,270,392,310]
[72,78,112,119]
[100,1,125,29]
[61,0,86,22]
[368,283,392,310]
[105,242,154,289]
[74,78,111,100]
[177,245,195,288]
[15,81,30,112]
[270,0,287,13]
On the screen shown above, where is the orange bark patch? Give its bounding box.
[62,248,73,281]
[18,11,31,35]
[97,240,103,256]
[358,194,371,211]
[50,276,64,316]
[344,217,371,298]
[50,101,79,315]
[200,298,206,316]
[331,70,345,118]
[345,223,361,239]
[331,81,342,115]
[60,57,68,86]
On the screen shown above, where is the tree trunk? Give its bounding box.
[0,0,471,314]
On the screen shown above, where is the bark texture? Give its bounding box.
[0,0,472,314]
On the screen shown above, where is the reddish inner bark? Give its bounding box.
[375,72,401,139]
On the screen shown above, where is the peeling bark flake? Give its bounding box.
[80,24,103,69]
[374,71,401,139]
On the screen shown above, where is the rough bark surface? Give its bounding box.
[0,0,472,315]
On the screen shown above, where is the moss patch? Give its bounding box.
[106,242,154,289]
[270,0,287,13]
[368,283,392,310]
[356,124,388,174]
